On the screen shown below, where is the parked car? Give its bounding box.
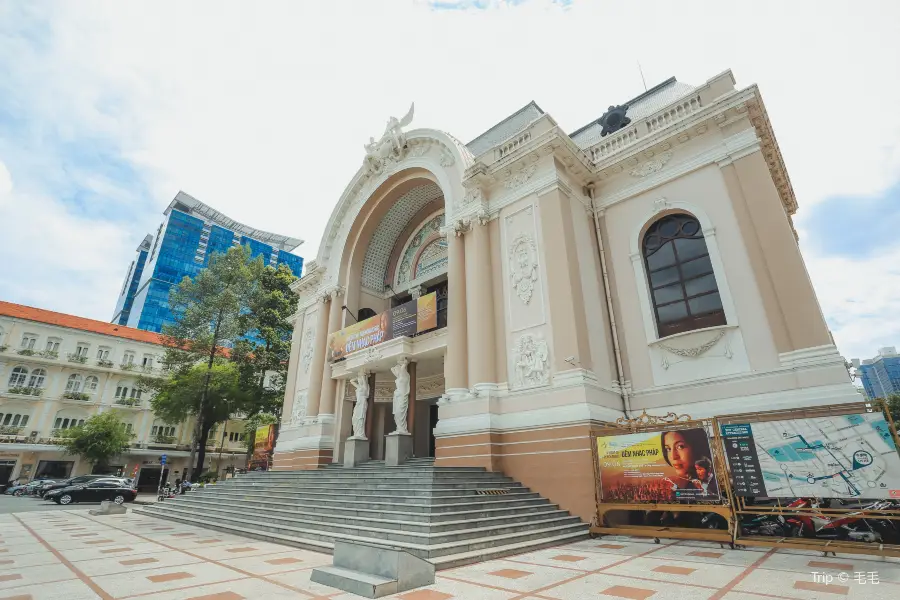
[45,478,137,505]
[39,475,114,498]
[6,479,58,497]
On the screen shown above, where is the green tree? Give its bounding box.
[58,411,132,471]
[885,393,900,426]
[143,361,248,480]
[155,246,260,480]
[232,263,297,420]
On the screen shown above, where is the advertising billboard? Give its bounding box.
[721,412,900,499]
[329,292,438,361]
[249,424,276,471]
[596,428,721,503]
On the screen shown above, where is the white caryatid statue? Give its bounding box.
[391,358,411,435]
[349,370,370,440]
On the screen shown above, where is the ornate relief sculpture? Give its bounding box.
[390,358,411,435]
[301,326,315,373]
[509,233,539,304]
[513,334,550,387]
[364,103,415,176]
[290,391,308,426]
[349,370,370,439]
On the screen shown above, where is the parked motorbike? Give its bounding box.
[785,498,885,543]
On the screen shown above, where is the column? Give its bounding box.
[304,291,333,417]
[281,312,305,420]
[365,372,376,459]
[444,226,468,394]
[317,287,345,418]
[406,361,417,452]
[465,218,496,388]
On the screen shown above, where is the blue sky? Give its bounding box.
[0,0,898,361]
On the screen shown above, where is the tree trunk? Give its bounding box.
[194,421,213,479]
[185,416,202,482]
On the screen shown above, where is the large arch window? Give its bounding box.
[65,374,84,392]
[27,369,47,389]
[8,367,28,387]
[642,213,726,337]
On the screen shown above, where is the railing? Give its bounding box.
[7,386,43,397]
[0,426,23,436]
[61,391,91,401]
[646,94,703,133]
[120,363,136,371]
[17,349,35,356]
[140,365,154,374]
[67,353,88,364]
[0,345,8,352]
[38,350,58,359]
[496,130,532,160]
[115,398,141,407]
[97,358,114,368]
[151,435,176,444]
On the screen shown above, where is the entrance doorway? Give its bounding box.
[0,460,15,487]
[35,460,73,479]
[136,466,169,492]
[428,404,439,458]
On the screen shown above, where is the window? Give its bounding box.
[53,418,85,430]
[8,367,28,387]
[45,338,61,352]
[65,374,84,392]
[27,369,46,389]
[142,354,154,369]
[125,423,134,434]
[642,213,726,338]
[97,347,111,360]
[84,376,99,393]
[115,385,129,399]
[20,334,37,350]
[151,425,176,437]
[123,351,135,365]
[75,344,90,357]
[0,413,29,428]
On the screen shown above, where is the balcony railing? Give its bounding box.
[97,358,114,368]
[67,353,88,364]
[62,391,91,401]
[0,345,8,353]
[7,386,43,397]
[0,426,23,436]
[151,434,176,444]
[115,397,141,407]
[38,350,59,359]
[120,362,136,371]
[17,349,36,356]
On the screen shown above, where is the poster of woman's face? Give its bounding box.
[596,427,721,503]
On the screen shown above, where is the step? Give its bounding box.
[169,496,572,533]
[185,491,553,514]
[171,496,565,526]
[147,502,581,545]
[136,505,587,562]
[196,485,523,498]
[230,473,516,483]
[310,565,397,598]
[212,480,519,491]
[190,489,542,506]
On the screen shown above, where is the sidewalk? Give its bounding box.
[2,508,900,599]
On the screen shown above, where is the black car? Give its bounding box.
[45,478,137,505]
[39,474,111,498]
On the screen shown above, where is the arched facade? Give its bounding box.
[274,77,859,522]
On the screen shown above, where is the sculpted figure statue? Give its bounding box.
[349,370,370,439]
[391,358,411,435]
[363,103,415,175]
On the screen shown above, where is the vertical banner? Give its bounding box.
[596,428,721,502]
[250,424,275,470]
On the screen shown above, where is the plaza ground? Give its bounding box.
[2,509,900,600]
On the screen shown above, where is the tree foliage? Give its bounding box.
[58,411,132,468]
[232,263,297,418]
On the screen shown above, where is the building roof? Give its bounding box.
[165,191,304,252]
[0,301,167,346]
[466,101,545,157]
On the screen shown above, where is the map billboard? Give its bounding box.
[596,428,721,503]
[721,412,900,499]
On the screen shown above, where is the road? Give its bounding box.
[0,494,93,514]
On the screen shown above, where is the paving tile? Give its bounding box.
[388,577,519,599]
[0,552,59,570]
[71,550,206,577]
[760,553,900,582]
[540,572,713,600]
[505,547,622,572]
[604,556,743,588]
[0,564,75,590]
[218,550,332,576]
[639,544,763,568]
[58,541,170,562]
[440,558,582,593]
[732,568,900,600]
[186,541,303,561]
[93,562,247,596]
[133,578,325,600]
[0,578,102,600]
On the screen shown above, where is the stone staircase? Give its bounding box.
[136,457,588,569]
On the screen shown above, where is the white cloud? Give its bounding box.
[1,0,899,357]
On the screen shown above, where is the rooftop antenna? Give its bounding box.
[637,61,648,92]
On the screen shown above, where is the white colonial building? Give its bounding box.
[0,301,248,489]
[273,70,858,521]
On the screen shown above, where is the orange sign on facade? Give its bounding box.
[328,292,438,361]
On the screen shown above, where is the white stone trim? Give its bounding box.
[273,434,334,453]
[434,402,625,438]
[598,128,760,210]
[778,344,846,369]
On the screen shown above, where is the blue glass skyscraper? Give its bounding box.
[113,191,304,333]
[853,347,900,399]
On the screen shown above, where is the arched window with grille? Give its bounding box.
[7,367,28,388]
[27,369,47,389]
[84,376,100,394]
[642,213,726,337]
[65,374,84,392]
